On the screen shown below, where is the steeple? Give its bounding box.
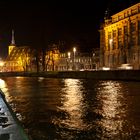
[8,30,16,55]
[104,8,111,25]
[11,29,15,45]
[104,8,110,20]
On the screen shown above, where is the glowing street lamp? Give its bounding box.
[73,47,76,61]
[73,47,76,52]
[67,52,71,71]
[68,52,71,59]
[73,47,76,70]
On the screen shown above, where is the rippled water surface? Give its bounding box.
[0,77,140,140]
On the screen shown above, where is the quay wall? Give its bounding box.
[0,89,29,140]
[0,70,140,81]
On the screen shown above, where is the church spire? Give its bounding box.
[11,29,15,45]
[8,30,16,55]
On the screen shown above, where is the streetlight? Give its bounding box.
[67,52,71,70]
[68,52,71,59]
[92,53,96,70]
[73,47,76,70]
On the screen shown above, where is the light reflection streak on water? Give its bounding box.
[1,77,140,139]
[0,78,24,121]
[0,78,10,100]
[97,81,126,135]
[57,79,86,130]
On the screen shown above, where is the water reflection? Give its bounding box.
[0,78,10,100]
[96,81,127,138]
[1,77,140,139]
[57,79,86,130]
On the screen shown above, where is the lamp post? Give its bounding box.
[67,52,71,70]
[68,52,71,59]
[73,47,76,70]
[92,53,96,70]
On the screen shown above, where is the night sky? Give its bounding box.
[0,0,139,58]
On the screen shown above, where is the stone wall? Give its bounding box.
[0,70,140,81]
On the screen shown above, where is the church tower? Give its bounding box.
[8,30,16,55]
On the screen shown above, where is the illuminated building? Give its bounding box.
[45,44,60,71]
[5,30,35,72]
[56,50,99,71]
[100,2,140,69]
[5,46,35,72]
[4,31,99,72]
[8,30,16,55]
[44,45,100,71]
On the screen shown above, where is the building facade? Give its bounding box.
[5,47,99,72]
[3,30,35,72]
[46,50,99,71]
[100,2,140,69]
[4,31,100,72]
[55,52,95,71]
[5,45,35,72]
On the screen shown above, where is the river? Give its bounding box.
[0,77,140,140]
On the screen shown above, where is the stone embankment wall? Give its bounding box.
[0,89,29,140]
[0,70,140,81]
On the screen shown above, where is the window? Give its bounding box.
[124,26,128,34]
[108,32,111,39]
[118,15,123,20]
[112,30,117,49]
[124,26,128,47]
[130,22,136,32]
[130,35,136,46]
[124,12,127,18]
[131,8,137,15]
[118,28,122,36]
[138,21,140,45]
[113,30,116,37]
[130,22,136,46]
[118,28,122,48]
[118,39,122,48]
[108,32,112,50]
[113,41,117,49]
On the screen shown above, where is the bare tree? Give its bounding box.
[45,44,59,71]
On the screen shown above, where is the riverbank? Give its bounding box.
[0,70,140,81]
[0,89,29,140]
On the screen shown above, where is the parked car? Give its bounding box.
[117,64,133,70]
[100,67,111,71]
